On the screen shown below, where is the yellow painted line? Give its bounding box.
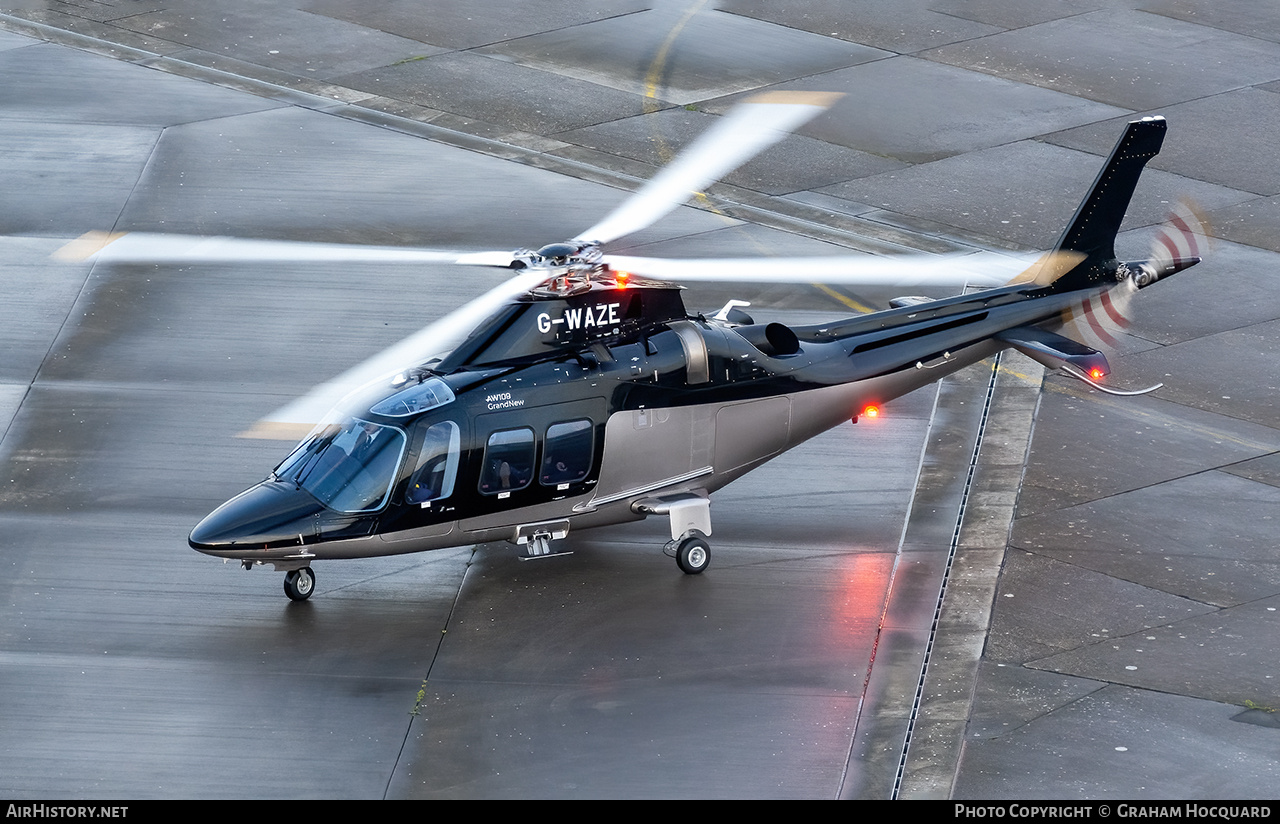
[812,282,874,314]
[997,365,1038,383]
[642,1,722,213]
[643,0,709,116]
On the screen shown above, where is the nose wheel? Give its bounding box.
[283,567,315,601]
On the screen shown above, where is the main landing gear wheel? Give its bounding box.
[284,567,315,601]
[676,536,711,575]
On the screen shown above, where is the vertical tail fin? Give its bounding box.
[1052,116,1166,264]
[1008,116,1167,291]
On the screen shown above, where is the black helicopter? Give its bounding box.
[66,93,1204,601]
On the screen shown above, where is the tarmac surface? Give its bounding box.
[1,0,1279,800]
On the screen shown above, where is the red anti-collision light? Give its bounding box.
[862,404,880,419]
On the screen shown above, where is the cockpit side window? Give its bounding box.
[541,419,593,486]
[406,421,461,505]
[479,428,535,495]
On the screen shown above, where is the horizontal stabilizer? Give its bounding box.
[997,325,1109,376]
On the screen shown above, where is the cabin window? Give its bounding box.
[405,421,460,504]
[541,419,593,486]
[479,427,535,495]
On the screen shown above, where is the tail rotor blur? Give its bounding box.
[1135,199,1209,287]
[1062,199,1209,353]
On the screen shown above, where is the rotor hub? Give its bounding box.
[535,241,602,266]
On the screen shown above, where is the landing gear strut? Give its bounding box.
[283,567,315,601]
[634,493,714,575]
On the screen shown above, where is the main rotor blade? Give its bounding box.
[574,91,842,245]
[601,251,1040,289]
[240,268,549,440]
[53,231,517,267]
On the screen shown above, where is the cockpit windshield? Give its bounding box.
[274,417,406,513]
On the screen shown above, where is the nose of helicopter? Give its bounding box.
[189,481,325,556]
